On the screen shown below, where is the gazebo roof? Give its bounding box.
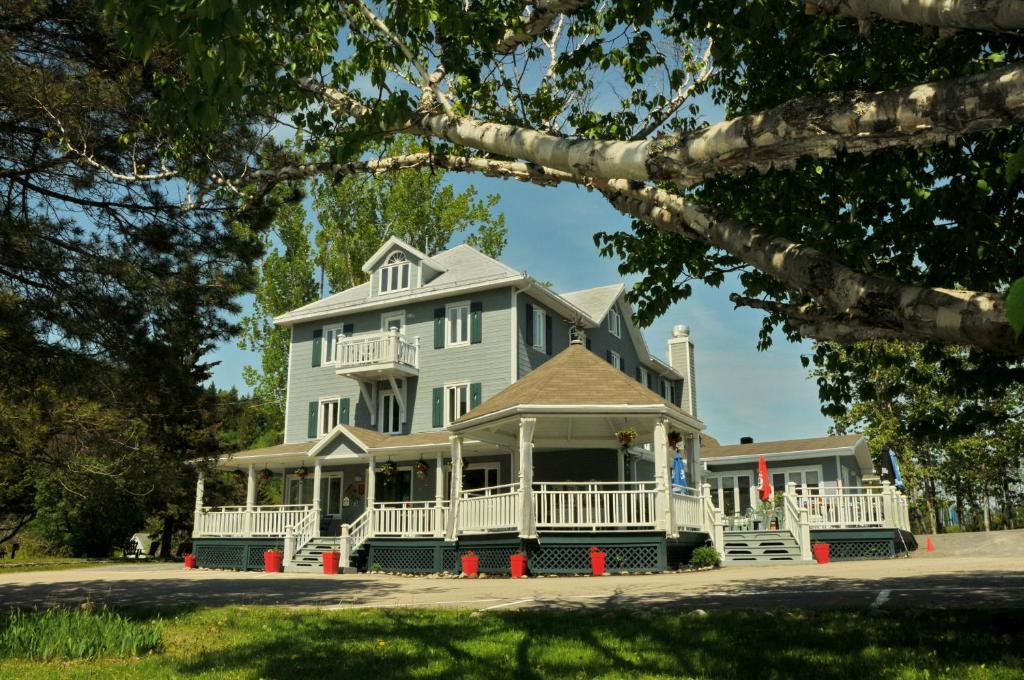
[452,342,701,430]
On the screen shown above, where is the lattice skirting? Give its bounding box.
[529,543,662,574]
[366,541,459,573]
[810,529,916,562]
[193,538,283,571]
[826,540,895,561]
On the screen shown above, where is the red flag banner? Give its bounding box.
[757,455,773,502]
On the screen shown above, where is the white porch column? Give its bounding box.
[518,418,537,538]
[434,450,445,537]
[881,481,896,529]
[616,449,626,484]
[366,455,376,538]
[653,418,674,535]
[244,464,257,535]
[446,436,464,540]
[312,458,323,513]
[194,469,205,511]
[690,433,702,489]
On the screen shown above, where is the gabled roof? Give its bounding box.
[452,342,698,427]
[700,434,865,459]
[560,283,623,321]
[360,235,444,274]
[274,243,523,326]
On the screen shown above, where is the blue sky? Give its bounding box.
[206,174,833,446]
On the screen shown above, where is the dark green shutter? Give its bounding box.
[342,323,354,336]
[311,328,322,367]
[340,398,350,425]
[432,387,443,427]
[525,303,534,346]
[545,314,553,355]
[470,301,483,344]
[606,350,613,364]
[434,308,445,349]
[470,382,482,409]
[585,337,591,351]
[307,401,318,438]
[621,360,627,374]
[636,367,642,382]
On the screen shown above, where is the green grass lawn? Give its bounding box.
[1,606,1022,679]
[0,556,151,574]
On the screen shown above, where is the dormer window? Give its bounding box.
[379,252,411,294]
[608,308,622,338]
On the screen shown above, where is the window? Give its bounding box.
[532,307,546,351]
[318,397,339,437]
[463,463,499,494]
[446,302,470,347]
[322,325,342,365]
[379,391,401,434]
[379,252,410,294]
[608,350,621,370]
[638,366,649,388]
[770,466,823,495]
[445,383,469,425]
[381,312,404,333]
[608,308,621,338]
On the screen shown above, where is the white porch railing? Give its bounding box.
[796,485,897,529]
[533,482,658,531]
[284,505,320,564]
[336,330,418,370]
[193,505,311,537]
[372,501,448,536]
[670,487,704,532]
[457,483,520,533]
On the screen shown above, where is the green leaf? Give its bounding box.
[1007,277,1024,338]
[1006,144,1024,183]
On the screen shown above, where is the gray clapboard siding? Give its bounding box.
[284,287,513,443]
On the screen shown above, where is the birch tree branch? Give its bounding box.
[494,0,591,54]
[806,0,1024,32]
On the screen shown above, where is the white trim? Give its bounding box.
[283,326,294,444]
[317,396,341,438]
[444,382,471,426]
[321,324,343,366]
[378,252,412,295]
[450,403,705,432]
[702,446,859,466]
[322,471,345,517]
[378,389,402,434]
[361,235,439,274]
[767,464,826,489]
[638,365,649,389]
[608,307,622,338]
[531,306,546,351]
[608,350,622,370]
[445,300,471,348]
[380,310,406,333]
[510,287,518,383]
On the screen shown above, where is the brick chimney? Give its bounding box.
[667,324,697,417]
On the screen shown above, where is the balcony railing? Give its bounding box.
[335,329,418,373]
[533,481,658,531]
[193,504,312,537]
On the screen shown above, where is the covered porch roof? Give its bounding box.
[700,434,874,477]
[450,342,703,448]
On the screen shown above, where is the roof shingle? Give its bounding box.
[700,433,864,459]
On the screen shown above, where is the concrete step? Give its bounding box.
[723,546,802,557]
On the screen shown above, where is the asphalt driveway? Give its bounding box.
[1,555,1021,612]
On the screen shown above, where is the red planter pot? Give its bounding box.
[322,550,341,575]
[461,554,479,577]
[183,554,197,570]
[510,554,527,578]
[590,551,606,576]
[264,549,283,573]
[812,543,830,564]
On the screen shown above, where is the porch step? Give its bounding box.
[721,530,809,565]
[285,537,356,574]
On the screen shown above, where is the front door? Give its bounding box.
[321,473,344,518]
[376,469,413,502]
[710,474,753,517]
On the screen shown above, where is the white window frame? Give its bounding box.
[609,350,622,370]
[322,472,345,517]
[444,382,470,426]
[463,462,500,494]
[381,311,406,334]
[608,307,622,338]
[445,301,471,348]
[638,366,649,388]
[705,471,756,516]
[318,396,340,437]
[378,390,402,434]
[322,324,343,366]
[769,464,825,494]
[532,307,546,351]
[378,251,411,295]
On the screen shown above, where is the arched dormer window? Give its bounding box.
[379,251,411,294]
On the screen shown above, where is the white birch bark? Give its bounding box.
[494,0,590,54]
[807,0,1024,31]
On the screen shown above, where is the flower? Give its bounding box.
[615,428,639,446]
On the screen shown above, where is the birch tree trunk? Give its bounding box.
[807,0,1024,31]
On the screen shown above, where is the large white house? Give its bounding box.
[192,237,915,573]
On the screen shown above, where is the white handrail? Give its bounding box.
[671,492,704,531]
[372,501,447,536]
[284,506,320,565]
[457,484,520,533]
[533,482,658,531]
[336,331,418,369]
[193,504,313,537]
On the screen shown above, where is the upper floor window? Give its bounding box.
[608,350,622,370]
[446,302,470,347]
[379,252,411,294]
[319,397,339,437]
[322,325,342,365]
[608,308,622,338]
[532,307,546,351]
[445,383,469,425]
[379,390,401,434]
[638,366,649,388]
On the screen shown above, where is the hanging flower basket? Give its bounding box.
[295,466,308,480]
[378,461,398,487]
[443,460,453,472]
[668,430,683,449]
[616,428,638,447]
[415,460,429,479]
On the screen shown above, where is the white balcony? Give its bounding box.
[335,329,419,380]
